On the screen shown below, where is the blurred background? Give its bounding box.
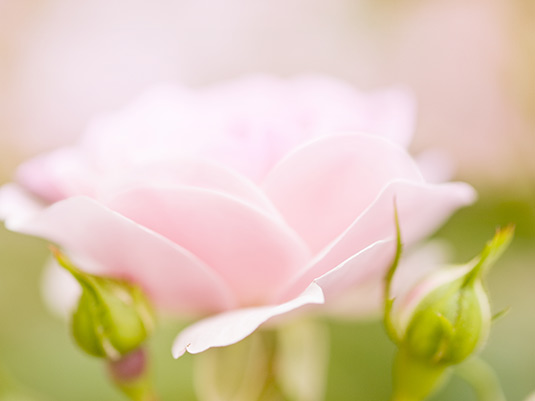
[0,0,533,400]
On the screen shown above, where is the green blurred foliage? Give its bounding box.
[0,192,534,400]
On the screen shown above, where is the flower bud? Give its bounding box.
[403,270,490,365]
[385,225,514,401]
[401,226,513,366]
[52,247,155,360]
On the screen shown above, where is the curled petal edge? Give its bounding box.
[172,282,325,358]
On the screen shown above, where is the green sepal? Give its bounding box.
[491,307,511,322]
[464,225,514,283]
[383,201,403,344]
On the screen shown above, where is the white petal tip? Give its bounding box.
[170,282,324,359]
[172,344,189,359]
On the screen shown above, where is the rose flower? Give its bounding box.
[0,76,475,357]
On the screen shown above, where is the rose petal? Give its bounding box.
[363,87,416,148]
[79,85,202,170]
[7,196,236,315]
[319,240,450,318]
[172,239,396,358]
[291,76,416,147]
[313,239,396,301]
[172,282,325,358]
[98,158,280,216]
[275,180,475,302]
[0,183,46,225]
[262,133,423,253]
[107,187,311,306]
[41,258,83,318]
[415,148,455,183]
[16,148,96,202]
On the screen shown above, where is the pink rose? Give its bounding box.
[0,76,475,357]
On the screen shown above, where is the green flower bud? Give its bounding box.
[402,226,513,366]
[384,224,514,401]
[403,269,490,364]
[52,247,155,360]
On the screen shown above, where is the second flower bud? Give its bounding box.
[52,247,155,360]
